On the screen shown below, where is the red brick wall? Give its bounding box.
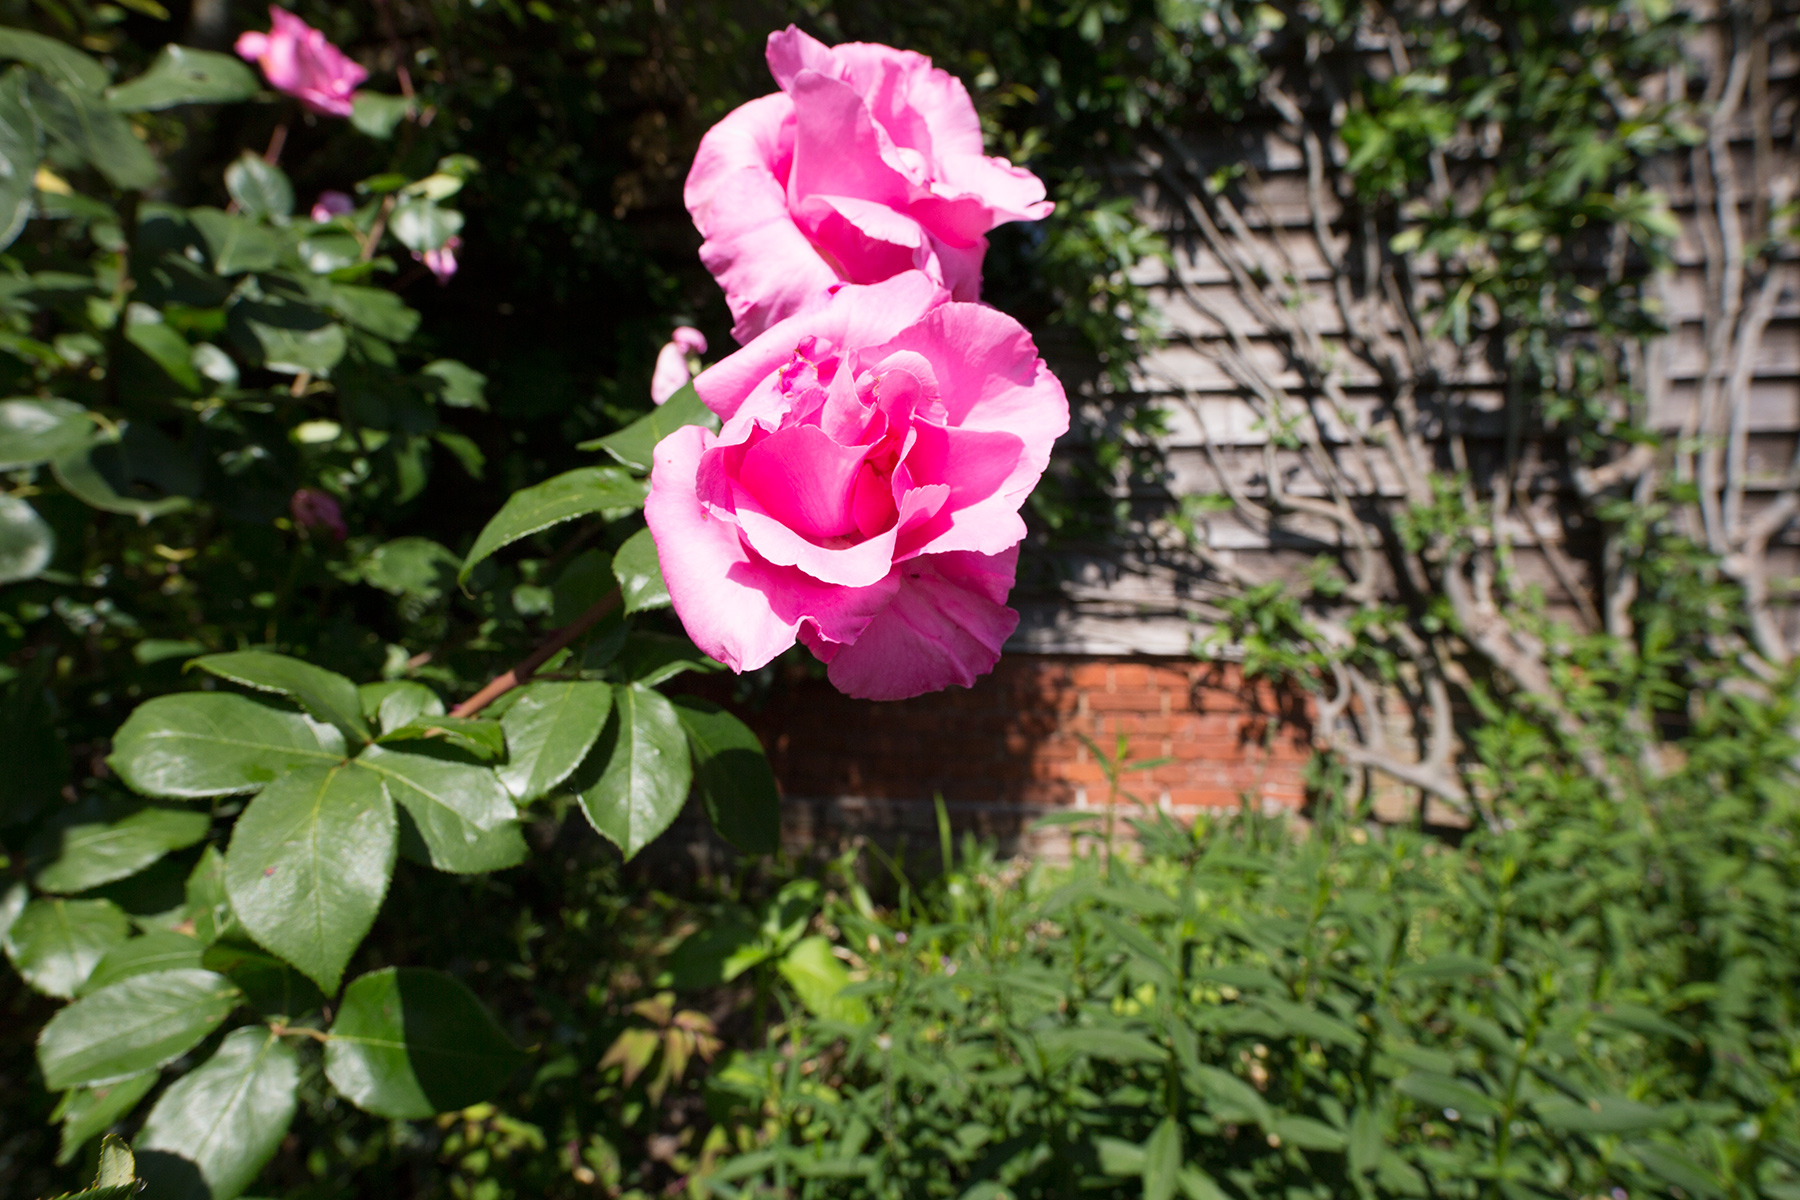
[695,655,1317,850]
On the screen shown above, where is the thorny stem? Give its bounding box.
[449,589,621,718]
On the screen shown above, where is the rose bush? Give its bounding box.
[685,26,1054,343]
[645,273,1067,700]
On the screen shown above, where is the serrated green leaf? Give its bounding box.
[612,526,670,613]
[577,684,692,860]
[324,966,523,1119]
[377,715,506,761]
[672,696,778,855]
[106,44,257,110]
[394,800,528,875]
[55,1071,157,1165]
[778,936,868,1025]
[24,74,156,190]
[36,807,210,894]
[192,651,370,746]
[0,493,54,583]
[223,150,292,220]
[38,968,240,1089]
[584,382,718,472]
[612,632,718,687]
[354,744,516,831]
[0,397,90,469]
[458,466,649,584]
[135,1026,298,1200]
[224,763,395,993]
[201,937,326,1018]
[358,680,444,732]
[0,28,109,92]
[4,897,131,998]
[189,207,282,275]
[184,846,235,944]
[109,692,344,799]
[79,932,204,994]
[496,678,612,803]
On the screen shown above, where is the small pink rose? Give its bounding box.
[650,326,708,405]
[415,235,461,284]
[644,274,1068,700]
[289,488,346,540]
[309,190,355,222]
[236,6,368,118]
[686,26,1053,345]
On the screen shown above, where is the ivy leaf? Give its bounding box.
[0,28,110,92]
[106,45,258,111]
[376,716,506,762]
[23,74,157,190]
[54,1071,157,1166]
[35,807,211,894]
[193,651,371,746]
[458,466,649,585]
[37,968,240,1090]
[135,1026,299,1200]
[324,967,524,1119]
[0,397,91,470]
[222,150,292,220]
[354,744,517,831]
[583,382,719,473]
[577,684,692,861]
[0,493,54,584]
[672,696,779,855]
[79,932,204,994]
[612,526,670,614]
[201,937,325,1018]
[4,897,132,998]
[109,692,344,799]
[497,679,613,803]
[224,765,395,993]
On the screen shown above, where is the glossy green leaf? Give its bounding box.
[358,680,444,732]
[672,696,779,855]
[0,70,36,252]
[0,28,109,92]
[223,150,292,220]
[389,197,461,252]
[329,283,420,342]
[24,74,157,190]
[577,684,692,860]
[79,931,204,994]
[4,897,131,998]
[612,526,670,614]
[201,937,325,1018]
[394,801,528,875]
[135,1026,298,1200]
[349,90,412,138]
[551,548,615,625]
[613,632,717,687]
[51,437,191,521]
[109,692,344,798]
[35,806,210,894]
[224,763,395,993]
[0,493,54,584]
[38,968,239,1089]
[193,651,371,746]
[189,207,283,275]
[354,744,517,831]
[324,966,523,1119]
[778,936,868,1026]
[124,318,201,392]
[584,381,719,473]
[0,397,88,470]
[247,314,348,375]
[458,466,649,584]
[183,845,235,944]
[421,359,486,408]
[377,715,506,761]
[496,678,612,802]
[55,1071,157,1165]
[360,537,458,601]
[106,44,257,110]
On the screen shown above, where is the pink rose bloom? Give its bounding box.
[685,26,1053,345]
[290,488,346,540]
[236,7,368,119]
[415,235,461,284]
[644,274,1067,700]
[309,190,355,222]
[651,326,708,404]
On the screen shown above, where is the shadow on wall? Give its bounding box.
[674,655,1316,861]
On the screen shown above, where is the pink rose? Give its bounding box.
[644,274,1067,700]
[309,190,355,222]
[651,326,708,404]
[415,235,461,284]
[289,488,346,540]
[236,7,368,119]
[684,26,1053,345]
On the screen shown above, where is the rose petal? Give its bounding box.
[736,424,870,541]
